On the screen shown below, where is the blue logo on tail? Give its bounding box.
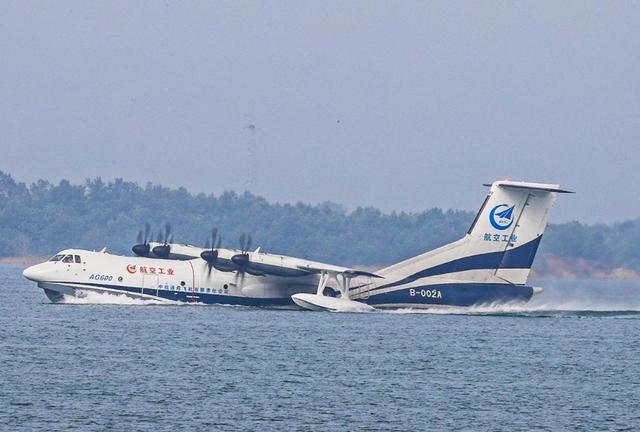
[489,204,515,230]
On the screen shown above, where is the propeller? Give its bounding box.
[152,223,172,258]
[200,228,221,275]
[132,222,151,256]
[232,233,252,266]
[232,233,253,285]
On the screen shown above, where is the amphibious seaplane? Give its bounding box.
[23,180,572,311]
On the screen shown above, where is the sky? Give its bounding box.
[1,1,639,223]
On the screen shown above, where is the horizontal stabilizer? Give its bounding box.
[483,181,574,194]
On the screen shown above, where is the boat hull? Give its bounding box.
[37,281,535,309]
[37,282,294,307]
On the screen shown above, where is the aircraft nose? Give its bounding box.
[23,265,44,282]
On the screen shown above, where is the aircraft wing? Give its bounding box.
[140,242,384,279]
[296,264,383,279]
[238,253,384,279]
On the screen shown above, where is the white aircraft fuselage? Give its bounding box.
[23,247,324,306]
[23,180,572,311]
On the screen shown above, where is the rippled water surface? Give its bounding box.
[2,265,640,431]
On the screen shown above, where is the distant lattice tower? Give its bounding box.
[244,106,257,193]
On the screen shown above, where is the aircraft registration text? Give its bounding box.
[409,288,442,299]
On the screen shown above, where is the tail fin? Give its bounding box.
[378,180,572,285]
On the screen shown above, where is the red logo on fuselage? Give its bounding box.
[125,264,174,275]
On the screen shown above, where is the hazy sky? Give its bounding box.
[2,1,639,223]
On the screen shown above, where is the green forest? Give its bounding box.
[1,171,639,272]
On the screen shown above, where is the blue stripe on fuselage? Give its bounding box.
[364,283,534,307]
[376,236,542,291]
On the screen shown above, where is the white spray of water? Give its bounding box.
[57,290,251,307]
[384,279,640,315]
[60,290,178,306]
[384,300,640,316]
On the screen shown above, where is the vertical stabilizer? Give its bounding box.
[378,180,572,285]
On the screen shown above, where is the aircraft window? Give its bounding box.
[49,254,65,262]
[62,255,74,263]
[74,255,81,263]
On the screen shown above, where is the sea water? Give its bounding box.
[1,265,639,431]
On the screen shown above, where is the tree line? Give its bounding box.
[1,171,638,271]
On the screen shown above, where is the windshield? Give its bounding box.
[49,254,65,262]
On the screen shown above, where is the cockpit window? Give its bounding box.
[74,255,81,264]
[49,254,65,262]
[62,255,74,264]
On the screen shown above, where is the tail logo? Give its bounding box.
[489,204,515,230]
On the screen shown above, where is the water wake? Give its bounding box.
[385,302,640,317]
[387,295,640,317]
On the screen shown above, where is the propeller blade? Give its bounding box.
[133,223,152,256]
[201,248,219,278]
[204,227,219,255]
[239,233,246,252]
[211,228,218,248]
[164,223,171,245]
[234,268,246,288]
